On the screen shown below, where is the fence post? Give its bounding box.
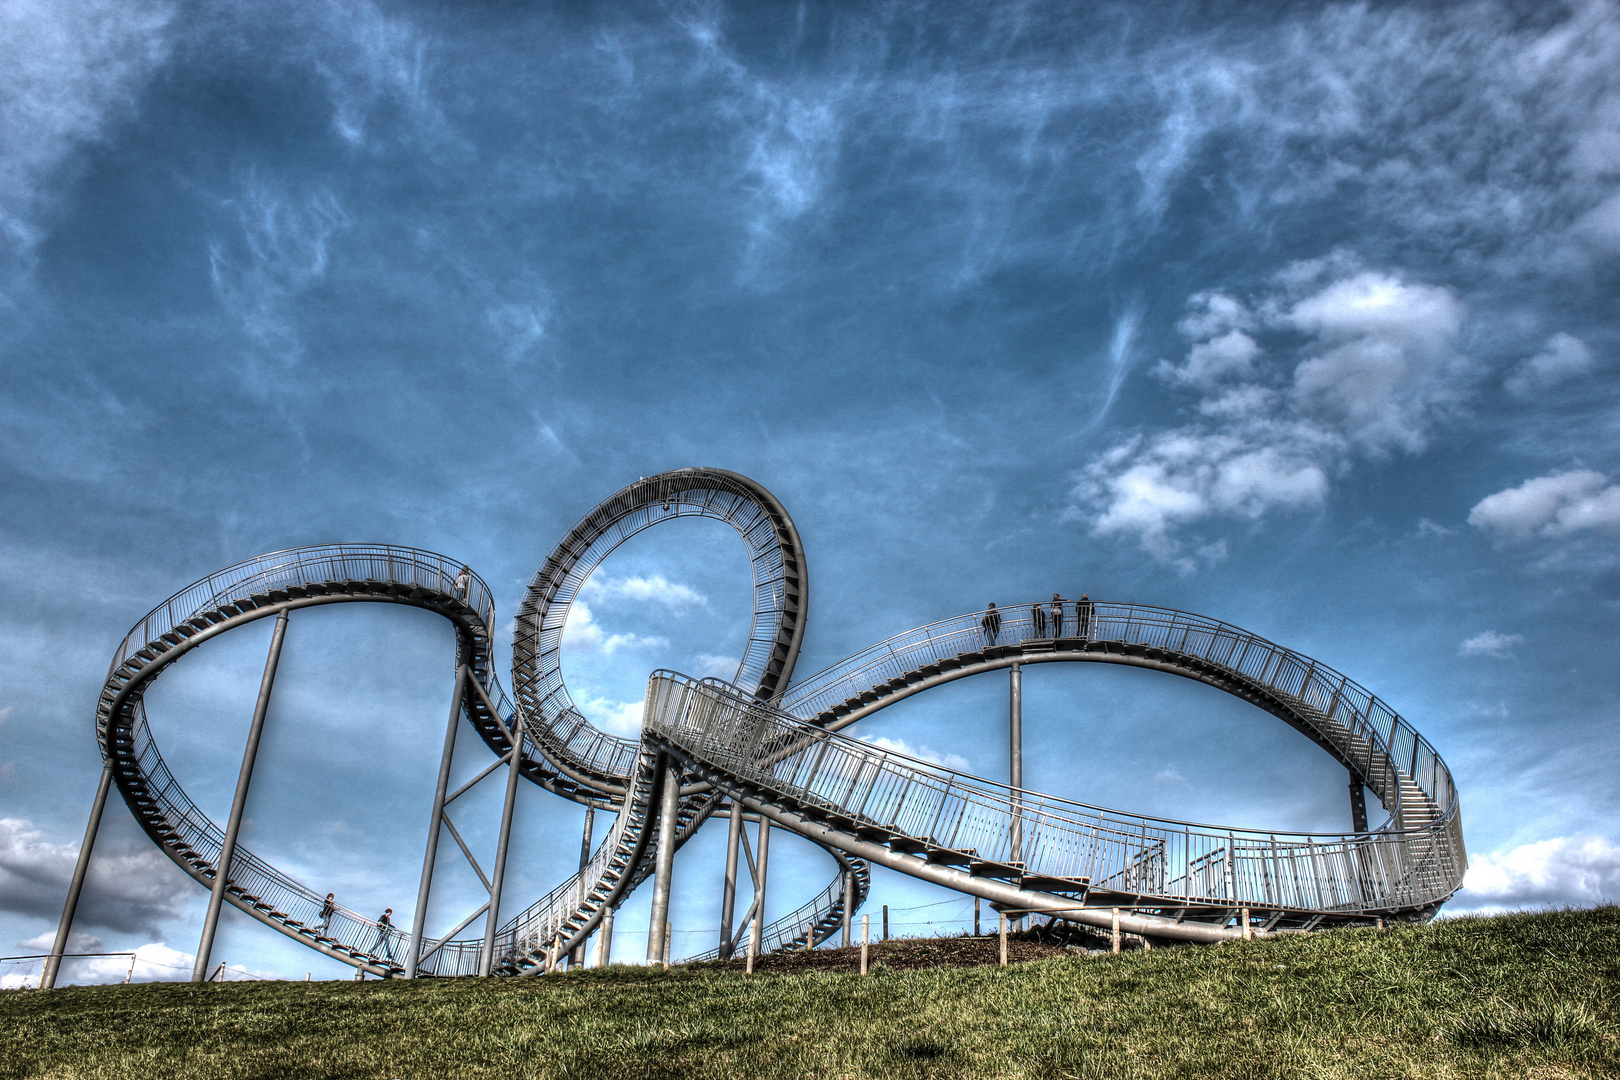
[861,914,869,975]
[1111,908,1121,954]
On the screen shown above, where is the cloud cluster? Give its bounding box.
[1458,631,1523,659]
[1468,470,1620,544]
[561,600,669,657]
[691,653,741,680]
[1073,261,1469,568]
[0,818,191,936]
[1452,835,1620,913]
[0,939,208,988]
[1505,333,1597,398]
[570,689,646,738]
[859,735,970,774]
[581,574,708,612]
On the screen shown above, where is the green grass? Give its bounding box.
[4,908,1617,1079]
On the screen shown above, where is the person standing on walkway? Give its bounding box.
[373,908,396,963]
[453,566,471,599]
[1051,593,1065,638]
[981,602,1001,645]
[1077,594,1093,640]
[1031,601,1047,638]
[318,893,336,936]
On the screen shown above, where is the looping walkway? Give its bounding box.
[76,470,1465,982]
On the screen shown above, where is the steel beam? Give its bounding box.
[646,758,681,964]
[193,609,289,983]
[41,764,113,990]
[719,803,743,958]
[478,707,527,976]
[405,664,467,979]
[746,819,769,973]
[572,805,594,966]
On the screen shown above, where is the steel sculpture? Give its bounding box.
[43,468,1466,987]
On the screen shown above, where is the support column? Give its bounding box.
[745,819,770,973]
[41,763,114,990]
[646,759,681,964]
[1349,773,1368,833]
[478,704,526,976]
[719,803,742,958]
[404,664,467,979]
[193,609,289,983]
[597,912,614,968]
[571,805,595,966]
[841,870,853,947]
[1009,662,1023,930]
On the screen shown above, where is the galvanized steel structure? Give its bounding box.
[42,468,1465,986]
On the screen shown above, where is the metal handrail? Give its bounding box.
[105,545,494,681]
[649,672,1463,915]
[777,602,1453,822]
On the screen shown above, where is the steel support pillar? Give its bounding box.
[41,763,114,990]
[571,805,595,966]
[746,819,769,973]
[193,609,289,983]
[646,758,681,964]
[719,802,743,958]
[1349,773,1369,833]
[478,708,526,976]
[405,664,467,978]
[841,870,853,947]
[598,912,614,967]
[1009,661,1023,929]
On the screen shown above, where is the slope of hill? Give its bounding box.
[3,908,1616,1079]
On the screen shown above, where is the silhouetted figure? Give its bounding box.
[1077,594,1093,640]
[318,893,336,936]
[981,602,1001,645]
[453,566,471,599]
[1051,593,1065,638]
[1031,601,1047,638]
[374,908,396,963]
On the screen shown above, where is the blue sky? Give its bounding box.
[2,0,1618,984]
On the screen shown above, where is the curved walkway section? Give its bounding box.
[97,546,496,977]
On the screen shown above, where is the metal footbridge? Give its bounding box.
[43,468,1465,986]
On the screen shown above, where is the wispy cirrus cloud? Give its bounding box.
[0,0,173,271]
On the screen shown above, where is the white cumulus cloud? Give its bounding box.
[1075,260,1465,568]
[571,689,647,737]
[858,735,970,774]
[1458,631,1524,658]
[1505,333,1596,397]
[1468,470,1620,542]
[582,573,708,611]
[691,653,741,680]
[1452,835,1620,913]
[562,600,669,656]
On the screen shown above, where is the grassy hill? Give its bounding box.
[3,907,1616,1079]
